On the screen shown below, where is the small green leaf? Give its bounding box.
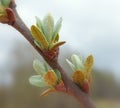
[0,2,6,14]
[31,25,49,49]
[71,55,84,71]
[54,69,61,81]
[35,16,44,33]
[43,63,49,72]
[66,59,75,71]
[34,40,42,49]
[33,59,47,75]
[29,75,48,87]
[52,17,62,42]
[1,0,10,7]
[50,41,65,50]
[43,14,54,42]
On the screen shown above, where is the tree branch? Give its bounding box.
[4,1,96,108]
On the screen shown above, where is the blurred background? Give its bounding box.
[0,0,120,108]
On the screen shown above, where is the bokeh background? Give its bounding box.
[0,0,120,108]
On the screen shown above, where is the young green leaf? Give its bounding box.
[34,40,42,49]
[35,16,44,33]
[54,69,61,81]
[29,75,48,87]
[43,63,49,72]
[52,17,62,42]
[1,0,10,7]
[71,55,84,71]
[33,59,47,75]
[66,59,75,71]
[31,25,49,49]
[42,14,54,42]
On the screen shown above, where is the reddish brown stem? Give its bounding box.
[5,1,96,108]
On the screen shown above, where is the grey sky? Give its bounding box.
[0,0,120,80]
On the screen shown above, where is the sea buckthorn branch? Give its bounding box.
[0,1,96,108]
